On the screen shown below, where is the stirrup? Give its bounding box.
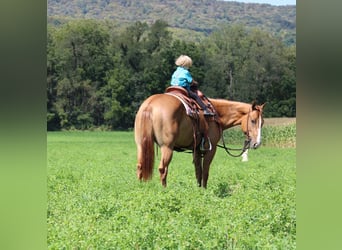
[200,136,212,151]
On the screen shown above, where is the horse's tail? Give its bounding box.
[135,109,155,181]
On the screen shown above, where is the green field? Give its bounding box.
[47,123,296,249]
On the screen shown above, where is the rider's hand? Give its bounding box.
[191,80,198,86]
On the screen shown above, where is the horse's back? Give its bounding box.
[136,94,183,119]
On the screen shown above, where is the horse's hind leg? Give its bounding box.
[158,146,173,187]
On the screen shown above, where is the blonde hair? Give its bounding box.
[175,55,192,69]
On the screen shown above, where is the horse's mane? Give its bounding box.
[209,99,251,113]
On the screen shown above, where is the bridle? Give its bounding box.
[217,108,254,157]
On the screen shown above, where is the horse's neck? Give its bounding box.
[210,99,250,130]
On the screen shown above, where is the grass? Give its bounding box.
[47,122,296,249]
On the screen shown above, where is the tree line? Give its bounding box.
[47,19,295,130]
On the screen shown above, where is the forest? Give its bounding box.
[48,0,296,46]
[47,19,296,130]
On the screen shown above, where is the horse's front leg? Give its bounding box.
[158,146,173,187]
[241,149,249,162]
[202,147,217,188]
[193,149,203,187]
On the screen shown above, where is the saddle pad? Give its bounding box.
[165,92,199,118]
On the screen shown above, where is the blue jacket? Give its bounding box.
[170,66,192,90]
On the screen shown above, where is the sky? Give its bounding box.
[225,0,296,6]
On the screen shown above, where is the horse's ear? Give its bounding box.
[260,102,266,110]
[252,101,266,111]
[252,101,257,110]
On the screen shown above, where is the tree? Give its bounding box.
[47,25,61,130]
[201,25,250,99]
[201,25,296,117]
[48,20,113,129]
[146,19,171,53]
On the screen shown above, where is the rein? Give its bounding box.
[216,134,250,157]
[217,108,252,157]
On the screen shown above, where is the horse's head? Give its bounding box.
[242,102,265,149]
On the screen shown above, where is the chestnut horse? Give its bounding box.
[134,94,265,188]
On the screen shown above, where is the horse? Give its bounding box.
[134,93,265,188]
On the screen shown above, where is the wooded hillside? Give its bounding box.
[48,0,296,45]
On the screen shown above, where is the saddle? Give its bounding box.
[165,86,217,153]
[165,86,216,118]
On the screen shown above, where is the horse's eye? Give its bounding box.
[251,119,256,124]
